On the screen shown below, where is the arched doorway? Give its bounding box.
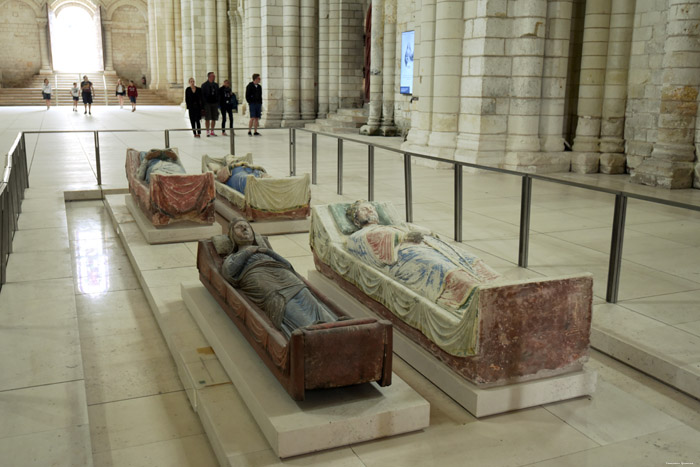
[50,4,102,71]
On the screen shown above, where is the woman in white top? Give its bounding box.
[115,79,126,108]
[70,82,80,112]
[42,78,51,110]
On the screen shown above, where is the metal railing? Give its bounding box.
[0,133,29,292]
[288,127,700,304]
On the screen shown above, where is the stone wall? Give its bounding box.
[0,0,41,86]
[625,0,668,172]
[111,5,148,81]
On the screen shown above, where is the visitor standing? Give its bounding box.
[127,81,138,112]
[185,78,203,138]
[80,75,94,115]
[219,79,236,135]
[41,78,51,110]
[245,73,262,136]
[115,79,126,108]
[201,72,220,137]
[70,82,79,112]
[141,75,147,89]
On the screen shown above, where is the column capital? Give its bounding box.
[102,20,113,29]
[36,18,47,26]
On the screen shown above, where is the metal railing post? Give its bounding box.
[289,128,295,176]
[94,131,102,186]
[311,133,317,184]
[229,128,235,155]
[337,139,344,195]
[454,163,463,242]
[165,130,170,148]
[404,153,413,222]
[607,193,628,303]
[19,133,28,189]
[292,128,297,176]
[518,175,532,267]
[368,145,375,201]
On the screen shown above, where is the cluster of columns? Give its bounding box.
[361,0,398,136]
[36,17,52,74]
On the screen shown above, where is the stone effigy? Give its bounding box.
[196,217,393,400]
[126,148,215,226]
[311,200,593,387]
[202,154,310,221]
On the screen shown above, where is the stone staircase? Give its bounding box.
[305,107,368,134]
[0,72,177,106]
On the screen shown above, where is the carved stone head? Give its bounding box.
[347,200,379,228]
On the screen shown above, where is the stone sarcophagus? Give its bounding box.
[127,148,215,226]
[311,201,593,388]
[201,154,310,221]
[196,235,393,401]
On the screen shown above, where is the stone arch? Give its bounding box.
[50,0,97,17]
[105,0,146,22]
[0,0,43,17]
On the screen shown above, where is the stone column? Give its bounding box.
[427,0,464,157]
[217,0,229,80]
[300,0,315,120]
[236,12,244,93]
[380,0,397,136]
[571,0,612,173]
[174,0,182,84]
[260,0,283,127]
[403,0,435,150]
[504,1,549,172]
[204,0,217,73]
[361,0,384,134]
[631,0,699,189]
[282,0,301,124]
[102,21,115,73]
[317,0,329,118]
[147,0,158,86]
[247,0,262,80]
[328,0,340,113]
[164,0,177,85]
[538,0,573,154]
[181,0,193,84]
[36,18,52,73]
[229,10,239,94]
[599,0,635,174]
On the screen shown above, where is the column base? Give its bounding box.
[503,152,572,174]
[630,159,694,189]
[280,119,307,128]
[600,153,626,174]
[571,152,600,174]
[359,124,380,136]
[379,125,398,137]
[39,69,53,75]
[104,70,117,76]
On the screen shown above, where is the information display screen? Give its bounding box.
[400,30,414,95]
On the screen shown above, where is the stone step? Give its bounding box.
[336,107,368,117]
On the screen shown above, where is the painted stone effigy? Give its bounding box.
[202,154,310,221]
[126,148,215,226]
[311,200,593,387]
[196,217,393,401]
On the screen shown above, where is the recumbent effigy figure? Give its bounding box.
[197,217,393,400]
[311,200,593,387]
[219,218,338,338]
[201,154,311,221]
[126,148,215,226]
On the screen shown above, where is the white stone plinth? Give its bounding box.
[215,199,310,235]
[308,270,598,418]
[126,195,221,244]
[181,282,430,458]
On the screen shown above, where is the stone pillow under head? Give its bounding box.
[216,165,231,183]
[329,202,398,235]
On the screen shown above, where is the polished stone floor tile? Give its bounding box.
[91,433,217,467]
[228,447,365,466]
[76,289,160,339]
[0,425,93,467]
[5,250,73,283]
[0,320,83,392]
[16,210,68,230]
[527,425,700,467]
[0,380,88,440]
[621,289,700,325]
[11,227,70,252]
[544,381,683,445]
[19,196,66,213]
[89,391,203,453]
[351,408,598,467]
[267,235,311,258]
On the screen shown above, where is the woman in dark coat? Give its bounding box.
[185,77,203,137]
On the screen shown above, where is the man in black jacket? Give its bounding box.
[219,80,237,136]
[245,73,262,136]
[201,72,220,137]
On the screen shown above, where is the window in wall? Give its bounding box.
[51,6,100,72]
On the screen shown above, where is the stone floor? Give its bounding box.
[1,105,699,466]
